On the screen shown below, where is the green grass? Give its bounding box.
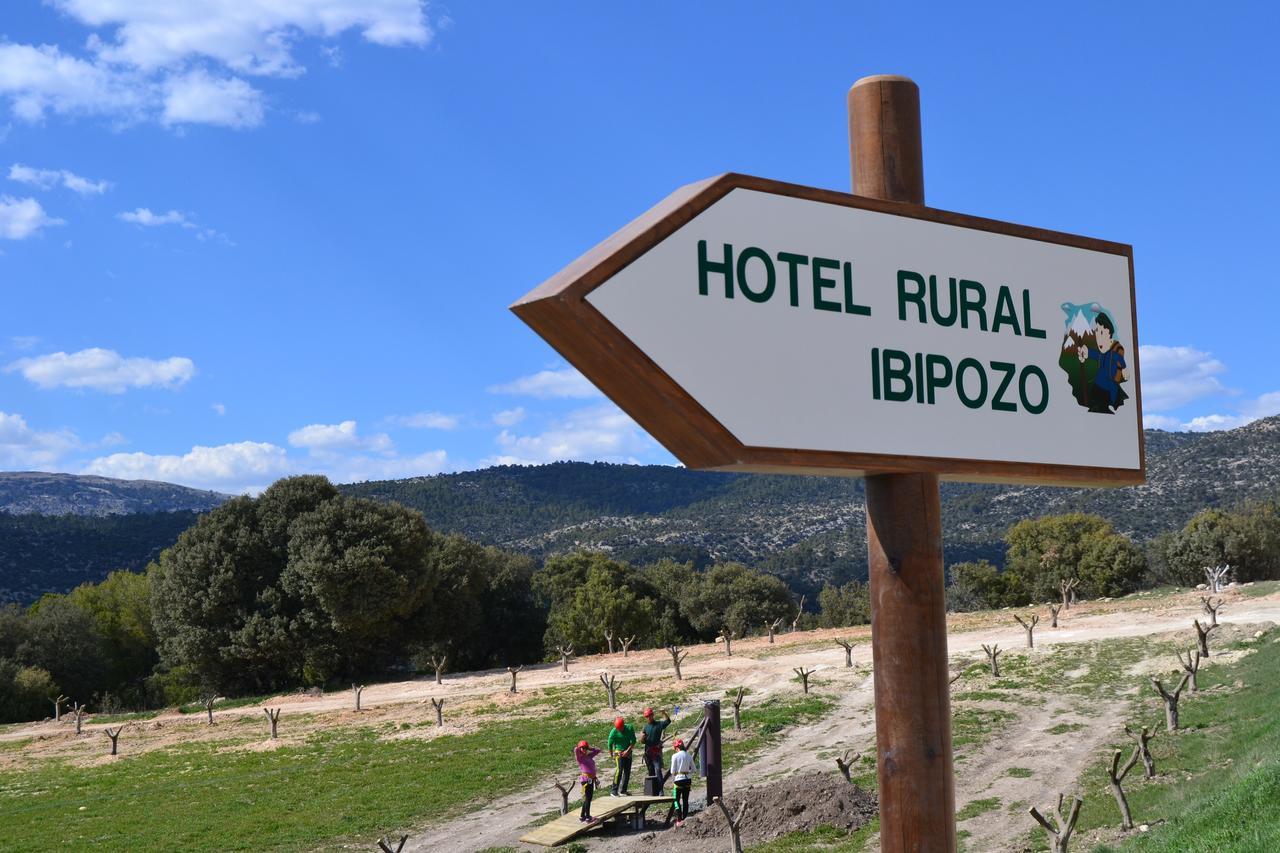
[0,717,601,851]
[1236,579,1280,599]
[956,796,1000,821]
[951,707,1017,748]
[725,693,837,773]
[89,710,160,724]
[750,818,879,852]
[1006,767,1033,778]
[1071,629,1280,852]
[1046,722,1086,735]
[177,694,278,715]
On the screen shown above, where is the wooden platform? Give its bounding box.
[518,794,671,847]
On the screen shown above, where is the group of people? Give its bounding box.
[572,706,695,827]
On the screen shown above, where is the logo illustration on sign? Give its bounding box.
[1059,301,1131,415]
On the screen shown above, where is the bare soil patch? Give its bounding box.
[681,771,877,845]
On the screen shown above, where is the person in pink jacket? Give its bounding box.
[575,739,602,823]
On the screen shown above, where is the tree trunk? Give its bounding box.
[1106,747,1140,830]
[713,797,747,853]
[553,780,571,815]
[835,750,860,782]
[599,673,619,709]
[794,667,811,694]
[982,643,1002,677]
[721,629,734,657]
[732,686,744,731]
[1194,620,1213,657]
[1049,605,1061,628]
[1126,725,1156,778]
[622,635,636,657]
[353,684,363,712]
[558,645,573,673]
[790,595,806,633]
[604,629,615,655]
[1178,649,1201,693]
[431,698,445,727]
[837,639,853,668]
[1029,794,1082,853]
[430,654,447,686]
[1014,614,1038,649]
[507,666,522,694]
[667,645,686,680]
[264,708,280,739]
[1151,674,1190,732]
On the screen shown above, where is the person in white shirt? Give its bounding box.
[669,738,694,826]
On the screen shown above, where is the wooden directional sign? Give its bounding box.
[513,172,1142,486]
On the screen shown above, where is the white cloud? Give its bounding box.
[117,207,187,226]
[1144,390,1280,432]
[387,411,459,430]
[1138,345,1230,412]
[288,420,393,454]
[9,336,40,351]
[0,195,64,239]
[54,0,432,76]
[9,163,110,194]
[493,406,525,427]
[162,69,264,128]
[0,43,145,123]
[0,410,79,468]
[6,347,196,392]
[487,403,656,465]
[83,441,292,492]
[211,402,226,416]
[488,367,601,399]
[1,3,431,129]
[320,449,451,484]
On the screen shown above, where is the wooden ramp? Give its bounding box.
[519,794,670,847]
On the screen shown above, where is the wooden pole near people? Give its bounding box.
[850,74,957,852]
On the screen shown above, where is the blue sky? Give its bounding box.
[2,1,1279,493]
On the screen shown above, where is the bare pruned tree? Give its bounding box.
[353,684,364,712]
[764,617,783,644]
[667,645,688,680]
[1193,619,1216,657]
[1124,725,1156,778]
[429,654,448,685]
[71,701,86,736]
[552,778,573,815]
[201,694,217,725]
[1049,604,1062,628]
[794,667,813,694]
[1014,613,1040,649]
[50,694,68,723]
[835,749,861,783]
[981,643,1003,677]
[377,835,408,853]
[731,686,745,731]
[1059,578,1080,610]
[1029,794,1083,853]
[507,665,523,694]
[1105,747,1141,830]
[264,707,281,739]
[1204,564,1230,594]
[104,724,127,756]
[836,638,855,668]
[713,796,748,853]
[621,635,637,657]
[604,628,616,655]
[1200,596,1224,627]
[719,627,735,657]
[557,644,574,673]
[1150,674,1191,731]
[599,672,620,709]
[791,595,806,633]
[1177,649,1202,693]
[430,697,445,727]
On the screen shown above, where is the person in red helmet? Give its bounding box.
[574,739,601,823]
[639,707,671,782]
[607,715,636,796]
[669,738,694,826]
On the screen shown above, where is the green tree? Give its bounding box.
[0,661,59,723]
[1003,513,1144,602]
[948,560,1023,611]
[19,594,108,703]
[535,552,657,653]
[641,559,701,646]
[817,580,870,627]
[682,562,793,639]
[68,570,155,703]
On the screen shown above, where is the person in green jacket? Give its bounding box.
[607,715,636,796]
[639,707,671,781]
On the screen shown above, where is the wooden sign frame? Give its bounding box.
[512,172,1143,487]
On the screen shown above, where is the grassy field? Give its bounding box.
[1079,628,1280,852]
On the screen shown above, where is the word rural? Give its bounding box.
[697,241,1050,414]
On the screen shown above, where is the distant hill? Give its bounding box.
[4,417,1280,604]
[0,472,228,516]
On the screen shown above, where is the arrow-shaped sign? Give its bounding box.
[513,173,1142,486]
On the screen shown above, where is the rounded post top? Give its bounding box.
[851,74,917,90]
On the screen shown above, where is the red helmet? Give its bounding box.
[642,707,654,718]
[578,740,589,749]
[614,717,625,730]
[674,738,685,749]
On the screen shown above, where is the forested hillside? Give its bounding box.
[4,417,1280,604]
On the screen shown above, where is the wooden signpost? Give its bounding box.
[512,75,1142,850]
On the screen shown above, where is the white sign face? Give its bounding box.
[586,187,1140,475]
